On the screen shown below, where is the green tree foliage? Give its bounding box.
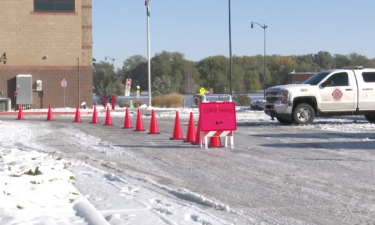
[94,51,375,96]
[348,53,372,68]
[92,61,119,103]
[313,51,333,70]
[117,52,201,94]
[333,54,350,69]
[196,55,231,93]
[119,55,148,92]
[244,70,261,92]
[151,51,187,93]
[152,74,180,96]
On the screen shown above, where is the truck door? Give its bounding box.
[357,71,375,110]
[319,72,356,111]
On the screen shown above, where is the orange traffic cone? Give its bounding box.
[209,137,223,148]
[148,109,160,134]
[17,104,24,120]
[122,107,133,129]
[103,107,113,125]
[90,105,99,124]
[170,111,183,140]
[73,105,82,122]
[192,115,205,145]
[134,108,145,131]
[184,112,196,143]
[46,104,53,121]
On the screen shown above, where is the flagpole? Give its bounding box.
[146,3,152,107]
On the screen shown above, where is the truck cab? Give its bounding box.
[264,66,375,125]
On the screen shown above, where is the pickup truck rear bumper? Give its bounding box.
[264,101,293,121]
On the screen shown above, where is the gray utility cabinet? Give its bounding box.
[16,75,32,105]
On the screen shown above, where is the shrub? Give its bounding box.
[250,100,265,110]
[25,166,42,176]
[165,93,183,108]
[233,94,250,106]
[118,100,129,108]
[35,166,42,175]
[151,75,181,96]
[152,96,164,107]
[133,99,144,108]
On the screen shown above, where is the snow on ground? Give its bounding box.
[1,106,374,224]
[0,120,231,225]
[0,123,109,225]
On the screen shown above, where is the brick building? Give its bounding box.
[0,0,93,109]
[288,71,316,84]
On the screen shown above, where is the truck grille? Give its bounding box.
[266,91,278,103]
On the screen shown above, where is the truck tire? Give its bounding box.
[365,115,375,123]
[276,117,293,125]
[292,103,315,125]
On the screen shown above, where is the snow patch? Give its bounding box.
[170,188,232,212]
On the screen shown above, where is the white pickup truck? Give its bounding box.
[264,66,375,125]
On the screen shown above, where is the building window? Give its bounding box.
[34,0,75,12]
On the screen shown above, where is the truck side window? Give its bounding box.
[362,72,375,82]
[327,72,349,86]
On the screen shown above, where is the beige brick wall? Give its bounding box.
[0,68,92,109]
[0,0,93,109]
[0,0,91,67]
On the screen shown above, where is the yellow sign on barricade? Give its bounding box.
[199,87,205,95]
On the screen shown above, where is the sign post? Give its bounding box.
[199,87,205,95]
[61,78,67,108]
[125,79,131,104]
[111,94,115,110]
[136,86,140,98]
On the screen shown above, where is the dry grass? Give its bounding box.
[165,93,183,108]
[233,94,250,106]
[133,99,144,108]
[151,96,164,107]
[118,100,129,108]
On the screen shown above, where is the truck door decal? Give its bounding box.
[332,89,343,100]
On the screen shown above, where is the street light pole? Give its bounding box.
[77,57,80,106]
[251,22,268,100]
[104,73,106,96]
[102,73,107,108]
[146,2,152,108]
[105,56,115,83]
[105,56,115,67]
[228,0,232,96]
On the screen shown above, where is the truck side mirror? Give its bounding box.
[322,80,333,87]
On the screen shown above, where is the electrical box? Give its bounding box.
[36,80,42,91]
[16,75,32,105]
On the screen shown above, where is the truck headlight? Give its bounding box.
[281,91,289,101]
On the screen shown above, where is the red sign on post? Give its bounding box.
[61,78,67,87]
[199,102,237,131]
[125,79,131,97]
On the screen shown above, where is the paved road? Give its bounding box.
[4,115,375,224]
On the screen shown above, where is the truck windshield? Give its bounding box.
[303,72,330,85]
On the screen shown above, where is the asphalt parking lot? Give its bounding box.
[3,115,375,224]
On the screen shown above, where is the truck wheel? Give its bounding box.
[276,117,293,125]
[365,115,375,123]
[293,103,315,125]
